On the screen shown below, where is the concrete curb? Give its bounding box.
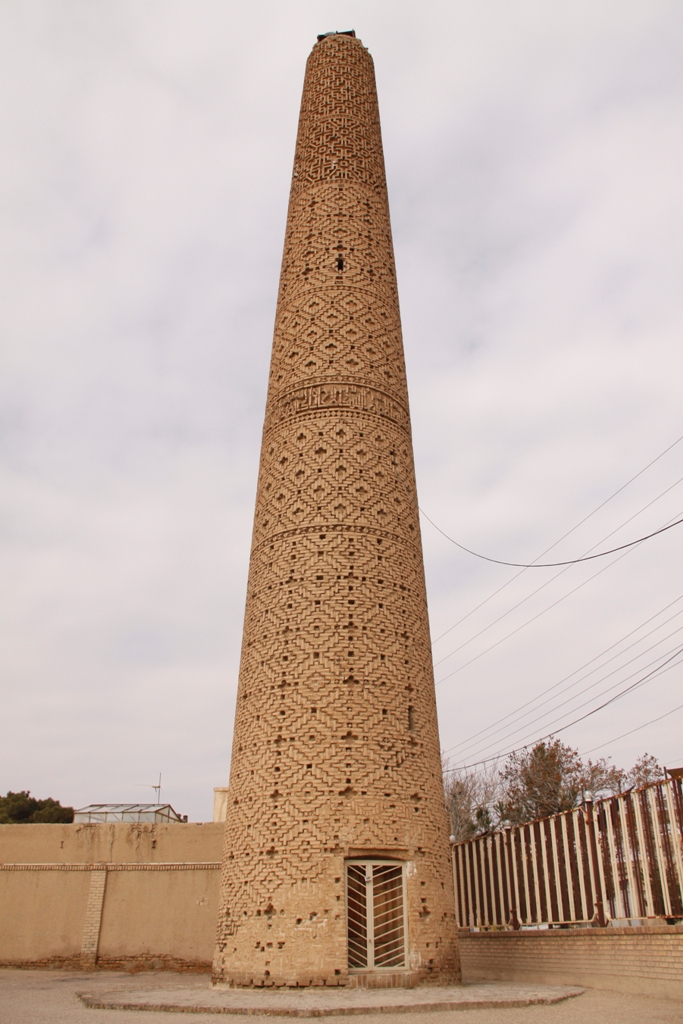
[77,984,584,1016]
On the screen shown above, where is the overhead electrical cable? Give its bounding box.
[433,477,683,670]
[476,645,683,766]
[581,703,683,756]
[427,430,683,644]
[451,637,683,763]
[435,506,683,687]
[443,646,683,774]
[440,598,683,757]
[436,537,635,685]
[447,633,683,765]
[442,592,683,756]
[420,508,683,568]
[432,566,538,647]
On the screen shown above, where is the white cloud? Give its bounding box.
[1,1,683,819]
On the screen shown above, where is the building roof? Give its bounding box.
[73,803,186,823]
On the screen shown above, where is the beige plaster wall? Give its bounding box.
[213,789,229,823]
[0,821,223,865]
[0,822,223,970]
[0,868,90,965]
[98,867,220,967]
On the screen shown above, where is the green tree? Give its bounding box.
[0,791,74,824]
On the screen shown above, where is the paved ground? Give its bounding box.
[75,975,583,1014]
[0,970,681,1024]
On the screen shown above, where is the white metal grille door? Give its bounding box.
[346,860,406,971]
[346,863,369,968]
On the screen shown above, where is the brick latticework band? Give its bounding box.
[213,33,460,988]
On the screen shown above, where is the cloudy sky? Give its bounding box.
[2,1,682,821]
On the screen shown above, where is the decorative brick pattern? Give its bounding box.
[213,33,459,989]
[80,869,107,968]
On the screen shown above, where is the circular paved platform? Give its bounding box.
[76,979,584,1016]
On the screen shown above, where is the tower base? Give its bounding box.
[213,969,456,990]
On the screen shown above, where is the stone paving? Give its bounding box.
[75,976,583,1015]
[2,970,683,1024]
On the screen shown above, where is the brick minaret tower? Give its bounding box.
[213,31,460,988]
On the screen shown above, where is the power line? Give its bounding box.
[436,532,634,684]
[432,433,683,773]
[453,639,683,763]
[420,508,683,568]
[435,506,683,687]
[449,635,683,766]
[441,591,683,757]
[443,647,683,774]
[428,429,683,644]
[433,477,683,670]
[581,702,683,756]
[432,459,683,761]
[443,609,683,760]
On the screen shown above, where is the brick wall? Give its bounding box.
[459,926,683,1000]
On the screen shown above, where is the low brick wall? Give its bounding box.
[459,926,683,1000]
[0,822,224,971]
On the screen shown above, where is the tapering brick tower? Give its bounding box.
[213,31,459,988]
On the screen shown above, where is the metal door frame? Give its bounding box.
[345,858,409,972]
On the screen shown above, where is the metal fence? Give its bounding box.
[452,777,683,928]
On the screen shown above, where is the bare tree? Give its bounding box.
[578,756,626,801]
[625,753,664,789]
[443,760,502,841]
[497,740,583,825]
[444,740,664,836]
